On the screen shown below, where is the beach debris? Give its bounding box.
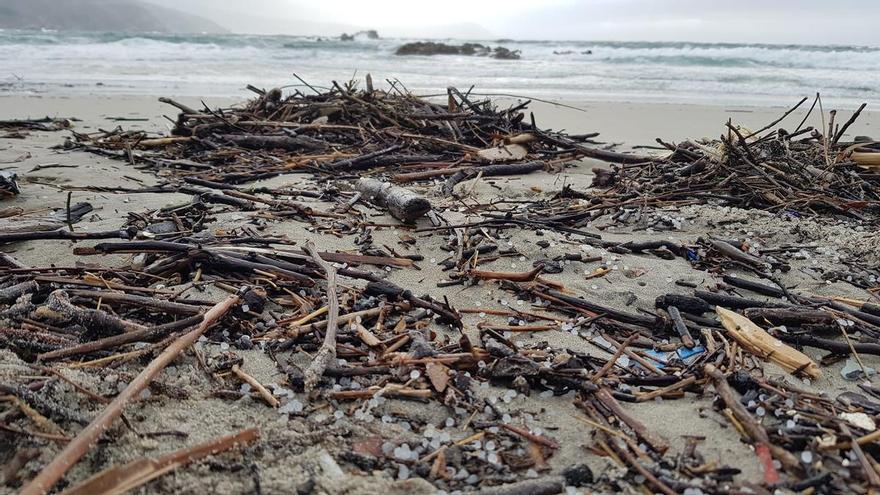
[2,78,880,494]
[839,412,876,432]
[0,171,20,198]
[19,291,246,495]
[588,97,880,218]
[716,306,821,378]
[355,178,431,222]
[841,358,876,381]
[0,117,73,132]
[0,202,95,241]
[476,143,529,162]
[301,241,340,391]
[58,428,259,495]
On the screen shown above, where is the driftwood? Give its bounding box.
[694,290,787,310]
[356,178,431,222]
[716,307,820,378]
[539,289,659,327]
[709,239,768,268]
[721,275,785,298]
[218,133,327,151]
[34,290,148,336]
[776,332,880,356]
[443,160,545,196]
[65,289,204,316]
[302,242,340,391]
[595,388,669,453]
[666,306,695,348]
[38,314,205,361]
[58,428,259,495]
[19,289,245,495]
[0,202,96,239]
[0,280,38,304]
[742,307,834,326]
[0,228,131,244]
[654,294,711,315]
[704,364,800,473]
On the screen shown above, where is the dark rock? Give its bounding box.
[562,463,594,486]
[339,451,378,471]
[395,42,520,60]
[727,369,758,395]
[396,42,473,56]
[534,259,563,273]
[492,47,521,60]
[491,355,541,379]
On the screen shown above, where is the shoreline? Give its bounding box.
[2,93,876,148]
[4,88,875,111]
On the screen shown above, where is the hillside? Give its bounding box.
[0,0,226,33]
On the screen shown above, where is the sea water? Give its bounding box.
[1,30,877,106]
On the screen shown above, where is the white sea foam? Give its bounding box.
[1,31,877,105]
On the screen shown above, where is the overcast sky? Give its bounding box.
[149,0,880,45]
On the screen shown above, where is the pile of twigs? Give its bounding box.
[591,98,880,218]
[68,78,627,187]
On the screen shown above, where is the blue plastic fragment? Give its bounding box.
[642,345,706,369]
[677,345,705,361]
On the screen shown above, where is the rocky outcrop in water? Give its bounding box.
[395,42,520,60]
[340,30,380,41]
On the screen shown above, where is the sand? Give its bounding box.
[1,93,879,494]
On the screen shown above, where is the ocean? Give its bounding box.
[1,30,878,106]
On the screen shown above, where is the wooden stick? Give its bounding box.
[35,290,147,335]
[607,437,677,495]
[666,306,696,348]
[231,364,279,408]
[302,242,339,391]
[66,289,203,315]
[592,334,637,383]
[842,424,880,487]
[59,428,259,495]
[595,388,669,454]
[635,376,697,402]
[704,364,800,472]
[29,365,110,404]
[20,290,244,495]
[329,386,432,400]
[468,264,544,282]
[602,333,665,376]
[38,314,204,361]
[500,423,559,450]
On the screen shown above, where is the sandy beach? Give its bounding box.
[2,91,880,494]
